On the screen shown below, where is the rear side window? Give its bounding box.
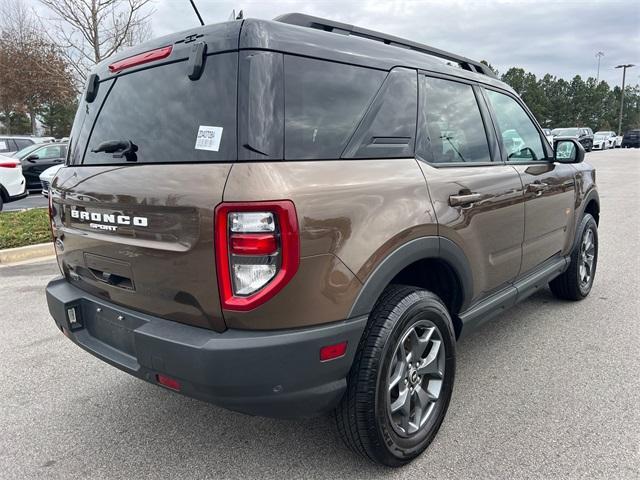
[420,76,492,164]
[284,56,385,160]
[14,139,33,150]
[83,52,237,165]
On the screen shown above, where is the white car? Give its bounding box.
[593,131,617,150]
[39,163,64,197]
[0,154,27,211]
[542,128,554,147]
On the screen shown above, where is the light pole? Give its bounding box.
[615,64,635,136]
[596,51,604,83]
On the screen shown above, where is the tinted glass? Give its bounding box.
[13,143,42,159]
[284,56,385,160]
[14,139,34,150]
[486,89,546,161]
[343,67,417,159]
[421,77,491,163]
[84,52,237,165]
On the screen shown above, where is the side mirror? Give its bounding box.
[26,154,39,162]
[554,138,585,163]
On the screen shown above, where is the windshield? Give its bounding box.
[552,128,579,136]
[12,143,42,159]
[594,134,606,140]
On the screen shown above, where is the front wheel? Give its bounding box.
[550,213,598,300]
[335,285,456,467]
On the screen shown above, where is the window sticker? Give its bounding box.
[195,126,223,152]
[0,141,7,150]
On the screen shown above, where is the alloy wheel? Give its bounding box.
[387,319,445,436]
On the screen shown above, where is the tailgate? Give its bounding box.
[52,164,230,331]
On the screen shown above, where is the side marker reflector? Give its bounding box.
[156,374,181,391]
[320,341,348,362]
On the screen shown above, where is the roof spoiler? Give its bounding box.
[274,13,497,78]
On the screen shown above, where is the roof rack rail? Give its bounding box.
[274,13,496,78]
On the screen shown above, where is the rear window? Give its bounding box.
[81,52,237,165]
[284,56,385,160]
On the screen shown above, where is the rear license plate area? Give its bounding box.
[83,304,139,357]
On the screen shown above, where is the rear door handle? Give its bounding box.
[527,182,549,195]
[449,193,483,207]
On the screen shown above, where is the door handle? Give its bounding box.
[449,193,483,207]
[527,182,549,195]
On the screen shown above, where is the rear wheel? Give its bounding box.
[336,285,456,467]
[549,214,598,300]
[0,193,4,211]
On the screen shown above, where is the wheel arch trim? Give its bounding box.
[348,236,474,318]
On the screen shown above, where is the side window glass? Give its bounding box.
[342,67,417,159]
[14,139,33,150]
[420,76,492,164]
[485,89,546,162]
[39,146,61,159]
[284,56,385,160]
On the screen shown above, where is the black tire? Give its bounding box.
[549,213,598,300]
[335,285,456,467]
[0,193,4,211]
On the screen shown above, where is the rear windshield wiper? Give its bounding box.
[91,140,138,162]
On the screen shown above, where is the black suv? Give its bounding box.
[552,127,594,151]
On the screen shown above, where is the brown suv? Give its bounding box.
[45,14,600,467]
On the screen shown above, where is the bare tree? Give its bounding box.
[38,0,154,82]
[0,0,75,134]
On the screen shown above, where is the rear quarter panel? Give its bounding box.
[222,159,436,329]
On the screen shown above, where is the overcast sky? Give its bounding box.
[144,0,639,86]
[27,0,639,86]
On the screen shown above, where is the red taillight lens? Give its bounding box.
[230,233,278,255]
[0,160,19,168]
[320,342,348,362]
[108,45,172,73]
[214,201,300,311]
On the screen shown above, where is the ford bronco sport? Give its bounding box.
[46,13,600,467]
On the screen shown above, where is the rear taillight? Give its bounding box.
[214,201,300,311]
[0,160,19,168]
[108,45,172,73]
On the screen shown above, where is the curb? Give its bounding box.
[0,242,55,265]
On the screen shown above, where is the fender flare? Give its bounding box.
[348,236,474,318]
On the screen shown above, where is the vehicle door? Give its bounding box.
[416,75,525,303]
[482,87,576,275]
[22,144,66,187]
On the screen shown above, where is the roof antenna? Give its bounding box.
[189,0,205,26]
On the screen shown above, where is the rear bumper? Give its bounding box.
[46,278,366,418]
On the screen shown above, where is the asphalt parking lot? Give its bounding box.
[2,192,48,212]
[1,148,638,479]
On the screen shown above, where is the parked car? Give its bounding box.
[45,13,600,467]
[542,128,554,146]
[0,156,27,211]
[621,129,640,148]
[14,142,67,190]
[593,131,617,150]
[551,127,594,151]
[39,163,64,196]
[0,136,41,155]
